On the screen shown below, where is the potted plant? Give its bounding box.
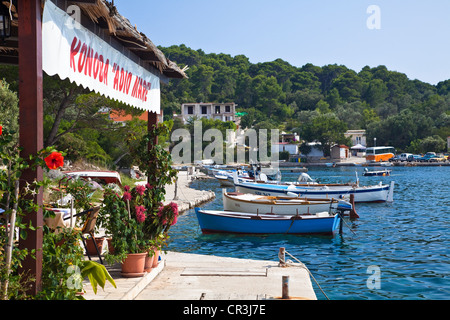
[102,188,147,277]
[125,122,179,264]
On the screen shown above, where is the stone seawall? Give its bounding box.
[163,171,215,213]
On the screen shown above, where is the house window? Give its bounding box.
[201,106,208,115]
[215,106,221,114]
[225,105,231,113]
[187,106,194,115]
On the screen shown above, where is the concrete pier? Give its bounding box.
[81,170,317,300]
[163,170,216,213]
[82,251,317,300]
[135,251,317,300]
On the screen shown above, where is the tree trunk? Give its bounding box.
[45,88,77,147]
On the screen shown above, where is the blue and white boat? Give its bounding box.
[362,168,391,176]
[222,190,352,215]
[232,173,394,203]
[195,208,341,235]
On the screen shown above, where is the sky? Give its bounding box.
[114,0,450,85]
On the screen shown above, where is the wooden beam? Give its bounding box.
[147,111,158,185]
[18,0,44,296]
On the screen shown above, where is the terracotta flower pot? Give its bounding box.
[86,237,105,256]
[107,238,115,254]
[121,253,146,277]
[144,253,155,273]
[152,250,160,268]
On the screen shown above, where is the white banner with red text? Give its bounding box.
[42,0,160,113]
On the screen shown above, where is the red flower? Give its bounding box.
[135,185,146,196]
[123,191,132,201]
[0,125,2,136]
[44,152,64,170]
[135,205,146,223]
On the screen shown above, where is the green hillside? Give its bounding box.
[160,44,450,153]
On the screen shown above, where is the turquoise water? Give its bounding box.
[166,166,450,300]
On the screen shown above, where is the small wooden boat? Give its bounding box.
[232,172,395,203]
[222,190,352,215]
[64,170,122,186]
[214,173,235,187]
[363,168,391,176]
[194,208,341,235]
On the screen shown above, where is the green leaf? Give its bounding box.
[81,260,116,295]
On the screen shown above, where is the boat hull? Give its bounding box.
[223,192,351,215]
[235,182,391,203]
[195,208,341,235]
[214,175,235,187]
[362,170,391,176]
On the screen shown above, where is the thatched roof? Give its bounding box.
[0,0,187,79]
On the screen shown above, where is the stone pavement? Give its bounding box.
[82,251,317,300]
[82,255,165,300]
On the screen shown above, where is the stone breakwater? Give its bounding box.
[163,171,215,213]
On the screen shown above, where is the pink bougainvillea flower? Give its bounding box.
[169,202,179,216]
[122,191,132,201]
[44,152,64,170]
[157,205,164,218]
[171,215,178,226]
[135,185,146,196]
[135,205,146,223]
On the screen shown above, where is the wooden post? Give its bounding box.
[18,0,44,295]
[147,111,158,184]
[282,276,290,299]
[349,194,359,219]
[279,247,286,267]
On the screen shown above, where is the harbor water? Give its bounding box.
[166,166,449,300]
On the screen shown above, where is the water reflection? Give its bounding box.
[167,166,450,299]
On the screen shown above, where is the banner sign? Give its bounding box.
[42,1,161,113]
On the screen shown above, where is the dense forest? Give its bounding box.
[1,44,449,169]
[160,44,450,154]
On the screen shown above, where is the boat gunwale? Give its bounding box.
[223,192,339,206]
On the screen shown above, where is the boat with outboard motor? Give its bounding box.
[232,172,394,203]
[222,190,352,215]
[194,207,342,235]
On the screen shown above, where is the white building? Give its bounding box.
[178,102,237,124]
[344,130,366,147]
[271,142,299,155]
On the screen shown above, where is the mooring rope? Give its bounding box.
[279,249,330,300]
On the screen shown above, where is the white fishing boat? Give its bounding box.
[232,172,394,203]
[214,173,235,187]
[222,190,352,215]
[362,168,391,176]
[64,170,122,186]
[213,169,253,187]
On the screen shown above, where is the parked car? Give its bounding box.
[418,154,445,162]
[429,155,446,162]
[399,153,413,162]
[389,155,400,162]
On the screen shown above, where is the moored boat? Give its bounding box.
[64,170,122,186]
[232,172,394,203]
[194,208,341,235]
[222,190,352,215]
[363,168,391,176]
